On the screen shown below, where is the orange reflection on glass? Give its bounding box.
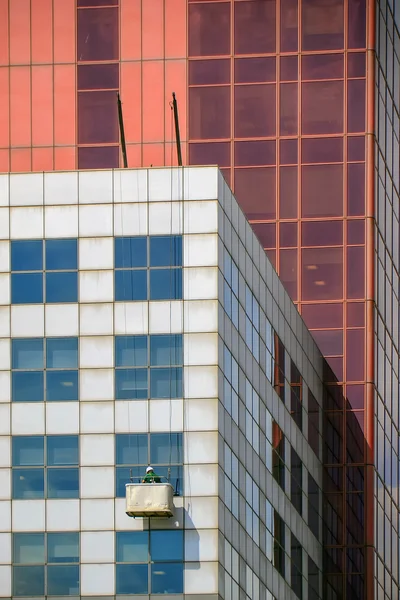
[235,167,276,220]
[266,249,276,269]
[142,0,164,59]
[54,0,75,63]
[77,7,118,61]
[189,142,231,167]
[280,83,298,136]
[347,220,365,245]
[121,62,141,144]
[252,222,276,249]
[234,0,276,55]
[302,81,344,135]
[78,146,119,169]
[235,85,276,138]
[280,56,298,82]
[348,0,366,49]
[78,91,119,144]
[302,247,343,301]
[10,66,31,147]
[279,248,297,300]
[0,1,9,66]
[279,166,297,219]
[165,60,187,142]
[189,86,230,140]
[301,302,343,329]
[190,59,231,85]
[0,150,9,172]
[302,0,344,51]
[11,148,31,172]
[302,53,344,80]
[9,0,30,64]
[302,164,343,218]
[235,57,276,84]
[312,329,343,356]
[143,143,164,167]
[348,79,366,133]
[347,302,365,328]
[280,0,298,52]
[31,0,53,64]
[142,61,164,143]
[235,140,276,167]
[165,0,187,59]
[348,52,366,78]
[188,3,230,57]
[346,329,365,381]
[0,67,9,147]
[302,220,343,246]
[54,65,76,146]
[302,137,343,163]
[347,246,365,299]
[347,136,365,161]
[32,66,53,146]
[120,0,141,60]
[280,139,297,164]
[54,147,76,170]
[32,148,54,172]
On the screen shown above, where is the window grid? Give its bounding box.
[114,235,183,302]
[11,239,78,304]
[12,435,79,500]
[11,337,79,403]
[115,334,183,400]
[115,432,183,498]
[12,532,79,597]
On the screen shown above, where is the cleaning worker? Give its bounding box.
[142,466,161,483]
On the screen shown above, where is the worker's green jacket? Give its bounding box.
[142,472,161,483]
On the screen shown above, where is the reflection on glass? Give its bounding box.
[115,336,147,367]
[279,248,297,301]
[347,52,366,77]
[149,269,182,300]
[348,79,366,133]
[302,81,344,134]
[280,138,298,164]
[301,302,343,329]
[150,433,183,465]
[235,84,276,137]
[347,136,365,161]
[116,564,148,594]
[115,368,148,400]
[46,272,78,303]
[47,565,79,595]
[235,57,276,83]
[78,146,119,169]
[13,565,45,596]
[12,371,44,402]
[46,338,78,369]
[188,3,230,57]
[189,59,230,85]
[189,86,230,139]
[302,137,343,164]
[114,270,147,301]
[47,532,79,563]
[302,220,343,247]
[347,163,365,216]
[279,166,297,219]
[348,0,366,49]
[347,220,365,245]
[46,371,78,401]
[302,247,343,301]
[302,53,344,80]
[77,63,119,90]
[189,142,231,167]
[151,562,184,594]
[235,167,276,220]
[45,239,77,270]
[149,367,183,398]
[235,140,276,167]
[280,0,298,52]
[115,237,147,268]
[116,531,148,562]
[12,436,44,466]
[302,164,343,218]
[47,436,79,466]
[11,240,43,271]
[78,91,119,144]
[12,469,44,499]
[347,302,365,328]
[234,0,276,54]
[280,222,297,248]
[12,338,43,369]
[280,82,298,136]
[150,335,183,366]
[280,55,298,81]
[302,0,344,51]
[47,468,79,499]
[13,533,45,563]
[116,434,147,466]
[347,246,365,299]
[150,236,182,267]
[77,8,118,61]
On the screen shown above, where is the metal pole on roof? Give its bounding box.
[117,92,128,169]
[172,92,183,167]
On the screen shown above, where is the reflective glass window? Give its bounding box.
[46,338,78,369]
[47,436,78,466]
[189,86,231,139]
[13,565,45,596]
[115,237,147,268]
[115,368,148,400]
[188,3,230,57]
[115,336,147,367]
[12,338,43,369]
[189,59,230,85]
[13,436,44,466]
[11,273,43,304]
[150,530,183,562]
[149,269,182,300]
[234,0,276,54]
[116,564,148,594]
[13,533,45,563]
[47,532,79,563]
[11,240,43,271]
[150,433,183,465]
[115,270,147,301]
[47,468,79,499]
[302,0,344,51]
[149,367,183,398]
[150,236,183,267]
[150,335,182,366]
[78,91,119,144]
[151,562,184,594]
[116,531,148,562]
[116,434,148,466]
[45,239,77,270]
[77,7,119,61]
[45,272,78,303]
[46,370,78,401]
[12,469,45,499]
[235,57,276,83]
[78,63,119,90]
[78,146,119,169]
[235,84,276,138]
[302,80,344,134]
[47,565,79,595]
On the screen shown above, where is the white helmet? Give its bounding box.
[146,466,154,473]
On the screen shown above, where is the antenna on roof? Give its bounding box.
[171,92,182,167]
[117,92,128,168]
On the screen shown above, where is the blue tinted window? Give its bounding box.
[47,436,78,466]
[47,468,79,499]
[150,367,182,398]
[47,533,79,563]
[150,530,183,562]
[150,236,182,267]
[13,565,45,596]
[151,562,183,594]
[13,533,45,563]
[115,237,147,268]
[116,531,148,562]
[116,434,147,465]
[11,240,43,271]
[115,368,148,400]
[115,336,147,367]
[12,371,44,402]
[12,338,44,369]
[13,436,44,466]
[46,370,78,401]
[115,466,141,497]
[12,273,43,304]
[12,468,44,499]
[150,335,182,366]
[116,564,148,594]
[45,272,78,303]
[47,565,80,595]
[149,268,182,300]
[150,433,182,465]
[115,269,147,301]
[46,338,78,368]
[45,239,77,270]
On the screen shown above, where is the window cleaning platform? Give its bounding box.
[125,482,175,518]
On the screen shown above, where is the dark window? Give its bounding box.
[291,534,303,599]
[188,3,230,57]
[45,240,77,271]
[77,8,119,61]
[272,422,285,491]
[273,511,285,577]
[290,361,302,429]
[189,86,231,139]
[308,473,320,539]
[78,146,119,169]
[308,556,320,600]
[308,391,320,456]
[11,240,42,271]
[78,63,119,90]
[234,0,276,54]
[291,448,303,515]
[11,273,43,304]
[78,91,119,144]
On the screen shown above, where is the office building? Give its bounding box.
[0,1,398,598]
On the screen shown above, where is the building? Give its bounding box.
[0,2,398,599]
[0,164,356,599]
